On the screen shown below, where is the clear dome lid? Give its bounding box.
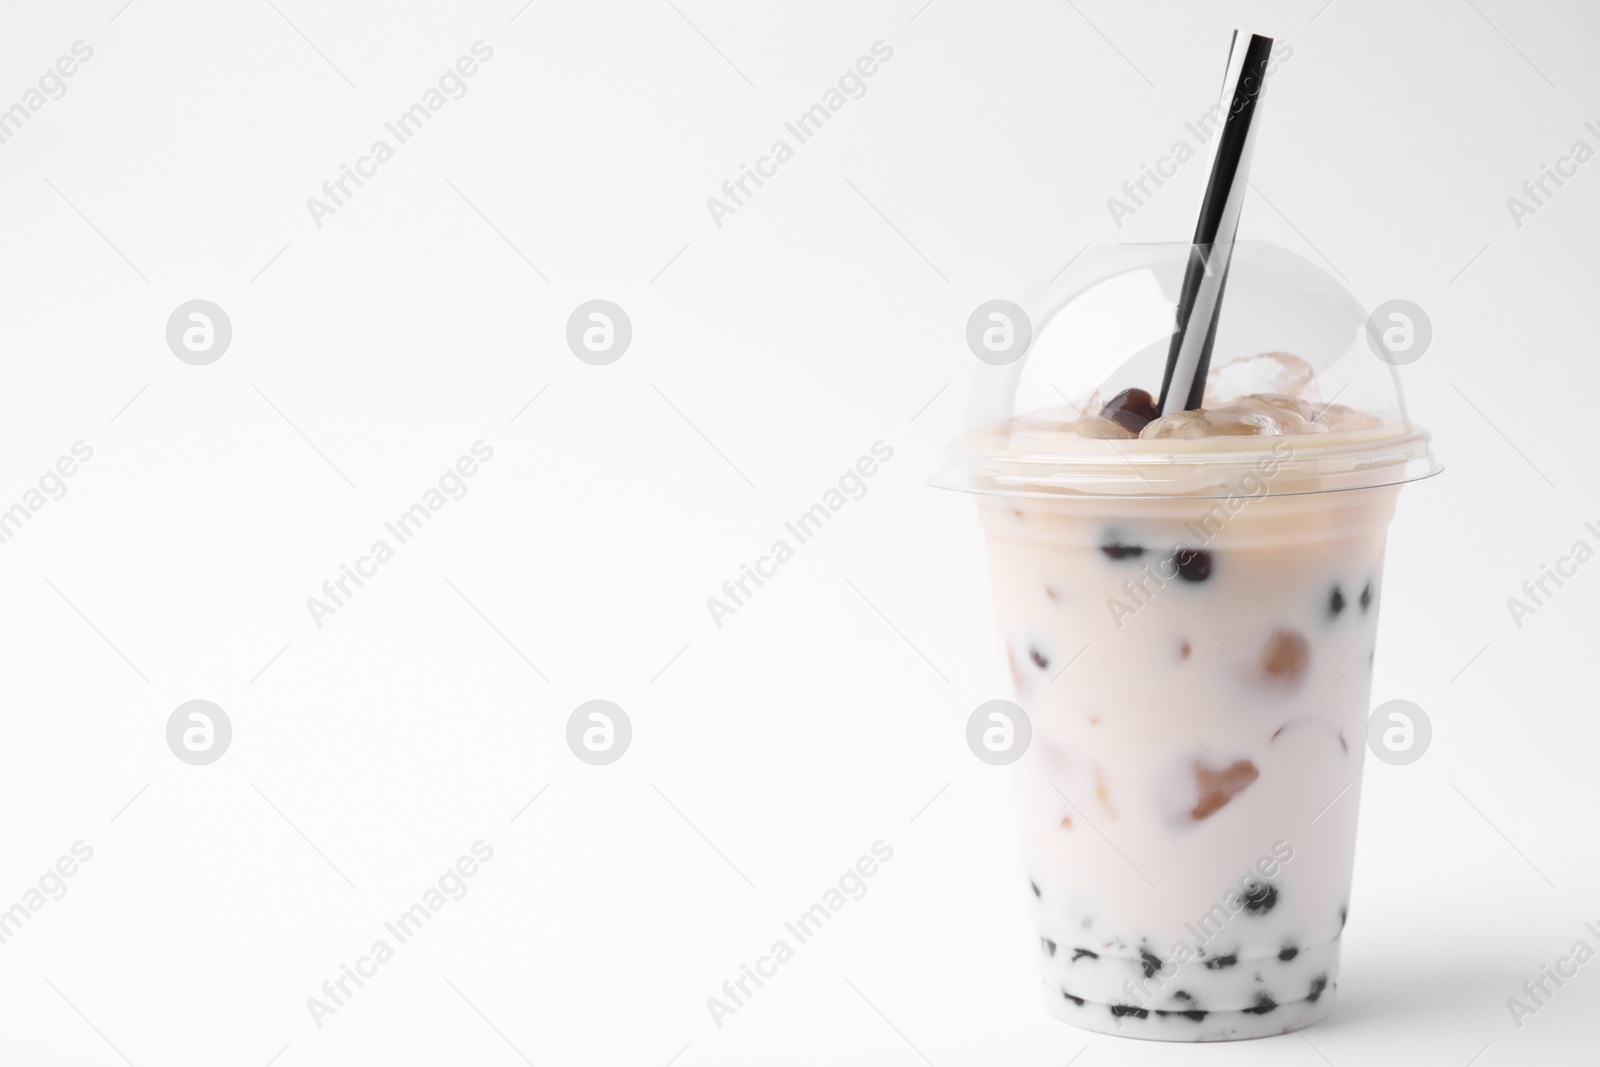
[935,241,1439,499]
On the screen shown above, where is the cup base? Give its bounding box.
[1040,980,1334,1042]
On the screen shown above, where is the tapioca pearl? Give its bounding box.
[1071,948,1099,962]
[1339,905,1348,931]
[1308,975,1329,1002]
[1030,880,1041,898]
[1245,995,1277,1015]
[1172,990,1193,1001]
[1139,950,1163,979]
[1278,945,1298,961]
[1100,531,1147,561]
[1108,1004,1149,1019]
[1161,1008,1207,1021]
[1328,585,1346,619]
[1100,387,1159,434]
[1360,581,1374,611]
[1242,880,1279,915]
[1172,547,1212,582]
[1203,953,1238,970]
[1261,629,1310,686]
[1062,990,1085,1006]
[1042,938,1057,956]
[1029,645,1050,670]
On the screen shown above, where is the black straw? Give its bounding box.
[1156,32,1275,415]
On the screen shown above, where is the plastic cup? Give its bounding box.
[936,243,1437,1041]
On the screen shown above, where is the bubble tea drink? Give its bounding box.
[936,242,1436,1040]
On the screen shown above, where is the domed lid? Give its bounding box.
[934,241,1439,499]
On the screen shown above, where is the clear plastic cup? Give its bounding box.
[935,242,1438,1041]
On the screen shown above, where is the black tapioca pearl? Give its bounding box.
[1308,975,1328,1002]
[1245,995,1277,1015]
[1279,946,1299,961]
[1360,582,1373,611]
[1172,990,1193,1001]
[1030,880,1041,898]
[1172,547,1212,582]
[1042,938,1056,956]
[1029,646,1049,670]
[1062,990,1085,1006]
[1242,881,1278,915]
[1176,1009,1207,1021]
[1100,538,1146,561]
[1203,954,1238,970]
[1100,387,1159,434]
[1071,947,1099,962]
[1339,906,1348,931]
[1140,951,1163,979]
[1108,1004,1149,1019]
[1328,585,1346,618]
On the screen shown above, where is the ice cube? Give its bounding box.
[1140,395,1326,438]
[1204,352,1318,406]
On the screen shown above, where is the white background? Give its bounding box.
[0,0,1596,1064]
